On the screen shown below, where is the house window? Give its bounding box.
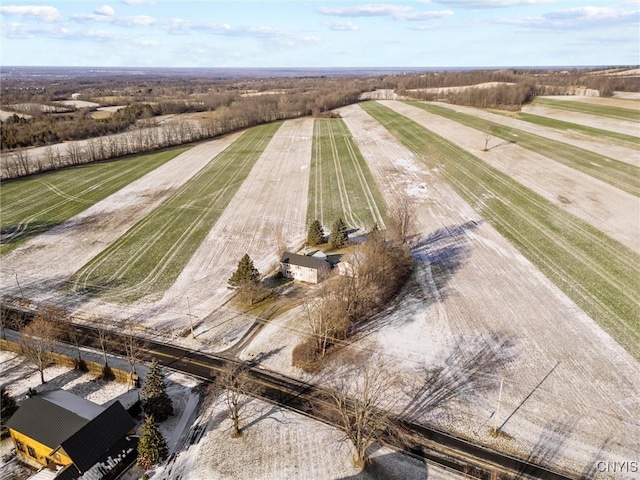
[27,446,36,458]
[15,440,25,452]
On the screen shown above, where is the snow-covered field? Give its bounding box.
[2,96,639,479]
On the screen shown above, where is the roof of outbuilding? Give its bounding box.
[280,252,330,270]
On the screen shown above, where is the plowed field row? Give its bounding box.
[362,101,640,359]
[533,97,640,122]
[309,119,386,230]
[514,112,640,148]
[70,122,282,303]
[406,102,640,196]
[0,147,188,255]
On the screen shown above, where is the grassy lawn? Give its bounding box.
[70,122,282,303]
[309,118,386,231]
[0,146,189,255]
[514,112,640,148]
[362,101,640,360]
[406,101,640,197]
[532,98,640,122]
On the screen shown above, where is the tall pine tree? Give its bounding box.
[137,414,168,470]
[307,220,325,246]
[228,254,260,287]
[1,387,18,428]
[329,218,349,249]
[141,359,173,422]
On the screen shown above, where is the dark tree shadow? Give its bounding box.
[355,221,481,338]
[339,449,428,480]
[515,416,576,479]
[403,332,517,421]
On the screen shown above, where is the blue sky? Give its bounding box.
[0,1,638,67]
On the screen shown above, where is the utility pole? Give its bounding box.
[493,377,504,435]
[13,271,24,298]
[187,298,196,339]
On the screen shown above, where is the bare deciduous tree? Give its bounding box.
[215,363,255,437]
[121,328,146,387]
[326,362,404,467]
[386,193,417,245]
[20,313,63,384]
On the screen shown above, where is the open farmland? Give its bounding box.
[70,122,282,304]
[239,101,640,477]
[0,147,188,255]
[513,111,640,149]
[406,101,640,196]
[532,96,640,121]
[309,118,386,231]
[361,100,640,359]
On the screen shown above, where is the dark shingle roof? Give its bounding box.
[280,252,330,270]
[60,401,135,473]
[6,396,91,448]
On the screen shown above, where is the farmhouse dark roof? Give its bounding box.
[280,252,330,270]
[6,391,135,475]
[6,396,92,448]
[59,402,135,473]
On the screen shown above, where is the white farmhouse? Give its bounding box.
[280,252,331,284]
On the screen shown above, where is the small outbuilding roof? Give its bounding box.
[280,252,330,270]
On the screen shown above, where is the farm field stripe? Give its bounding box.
[406,101,640,197]
[0,147,189,255]
[513,112,640,148]
[532,98,640,122]
[70,122,282,303]
[308,118,386,230]
[362,100,640,359]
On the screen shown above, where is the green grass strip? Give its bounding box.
[514,112,640,148]
[406,101,640,197]
[0,147,189,255]
[70,122,282,303]
[309,118,387,230]
[362,101,640,360]
[532,98,640,122]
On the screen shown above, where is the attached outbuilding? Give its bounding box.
[280,251,331,284]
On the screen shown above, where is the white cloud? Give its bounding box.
[0,5,63,23]
[433,0,553,7]
[119,0,156,4]
[318,4,413,18]
[327,20,360,31]
[94,5,116,17]
[496,6,640,29]
[2,22,71,39]
[318,3,452,21]
[72,13,156,26]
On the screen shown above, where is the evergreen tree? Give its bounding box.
[141,359,173,422]
[1,387,18,428]
[137,414,168,470]
[307,220,325,246]
[329,218,349,249]
[228,254,260,287]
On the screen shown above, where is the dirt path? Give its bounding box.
[381,101,639,253]
[430,102,639,166]
[521,104,640,137]
[540,95,640,109]
[0,134,242,305]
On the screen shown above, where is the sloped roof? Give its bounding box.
[39,390,104,420]
[59,402,135,473]
[6,396,92,449]
[280,252,330,270]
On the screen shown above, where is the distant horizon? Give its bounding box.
[1,1,638,68]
